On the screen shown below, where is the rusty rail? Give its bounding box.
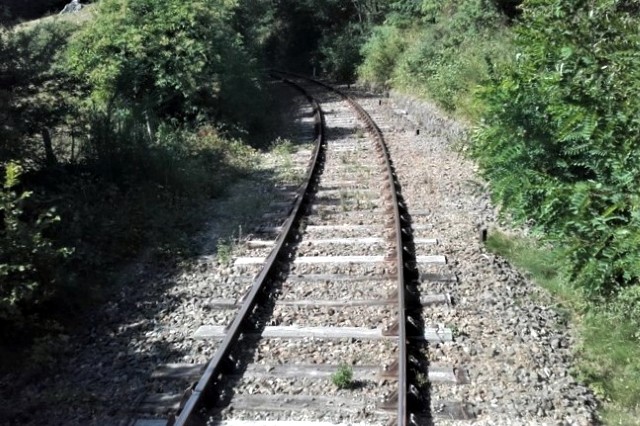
[171,72,417,426]
[169,76,326,426]
[271,71,417,426]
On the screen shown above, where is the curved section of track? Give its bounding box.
[159,75,430,426]
[277,72,420,426]
[170,77,327,426]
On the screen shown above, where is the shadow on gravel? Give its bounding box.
[204,94,327,424]
[326,126,364,141]
[0,80,316,426]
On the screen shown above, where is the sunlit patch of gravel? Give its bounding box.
[212,408,391,425]
[250,338,397,366]
[215,373,396,425]
[290,263,394,276]
[278,278,396,301]
[301,226,387,240]
[350,88,598,424]
[268,305,395,328]
[231,376,395,398]
[294,241,387,257]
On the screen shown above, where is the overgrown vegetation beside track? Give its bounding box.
[487,231,640,424]
[358,0,514,118]
[3,0,640,421]
[0,0,264,345]
[357,0,640,298]
[351,0,640,422]
[1,0,382,353]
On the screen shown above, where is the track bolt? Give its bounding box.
[409,384,421,398]
[409,413,420,426]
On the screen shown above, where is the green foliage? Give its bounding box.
[0,163,71,336]
[0,2,265,345]
[485,230,568,289]
[233,1,394,78]
[358,25,407,86]
[0,21,80,163]
[241,0,385,72]
[216,238,234,265]
[271,137,296,156]
[318,23,366,82]
[66,0,264,129]
[384,0,426,27]
[81,107,257,196]
[359,0,512,116]
[50,123,256,287]
[331,363,354,389]
[473,0,640,295]
[580,291,640,423]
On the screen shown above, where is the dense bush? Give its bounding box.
[318,23,367,82]
[0,0,266,341]
[358,25,408,86]
[358,0,512,117]
[473,0,640,294]
[66,0,264,130]
[0,163,71,337]
[359,0,640,296]
[0,22,80,164]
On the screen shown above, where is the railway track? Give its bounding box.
[129,75,472,426]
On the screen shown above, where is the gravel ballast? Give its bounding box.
[354,88,598,425]
[0,81,599,426]
[0,83,317,426]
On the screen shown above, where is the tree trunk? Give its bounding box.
[145,109,155,142]
[70,130,75,163]
[41,128,57,166]
[351,0,363,23]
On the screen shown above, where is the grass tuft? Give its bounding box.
[331,363,354,389]
[216,238,234,265]
[485,230,575,302]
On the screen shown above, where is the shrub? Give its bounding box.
[331,363,354,389]
[473,0,640,294]
[318,23,367,82]
[0,21,80,164]
[81,108,257,197]
[358,0,512,116]
[0,163,71,337]
[65,0,264,130]
[358,25,407,86]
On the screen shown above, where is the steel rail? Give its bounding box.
[271,70,414,426]
[169,76,326,426]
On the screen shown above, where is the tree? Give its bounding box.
[0,22,79,165]
[66,0,261,128]
[0,163,71,337]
